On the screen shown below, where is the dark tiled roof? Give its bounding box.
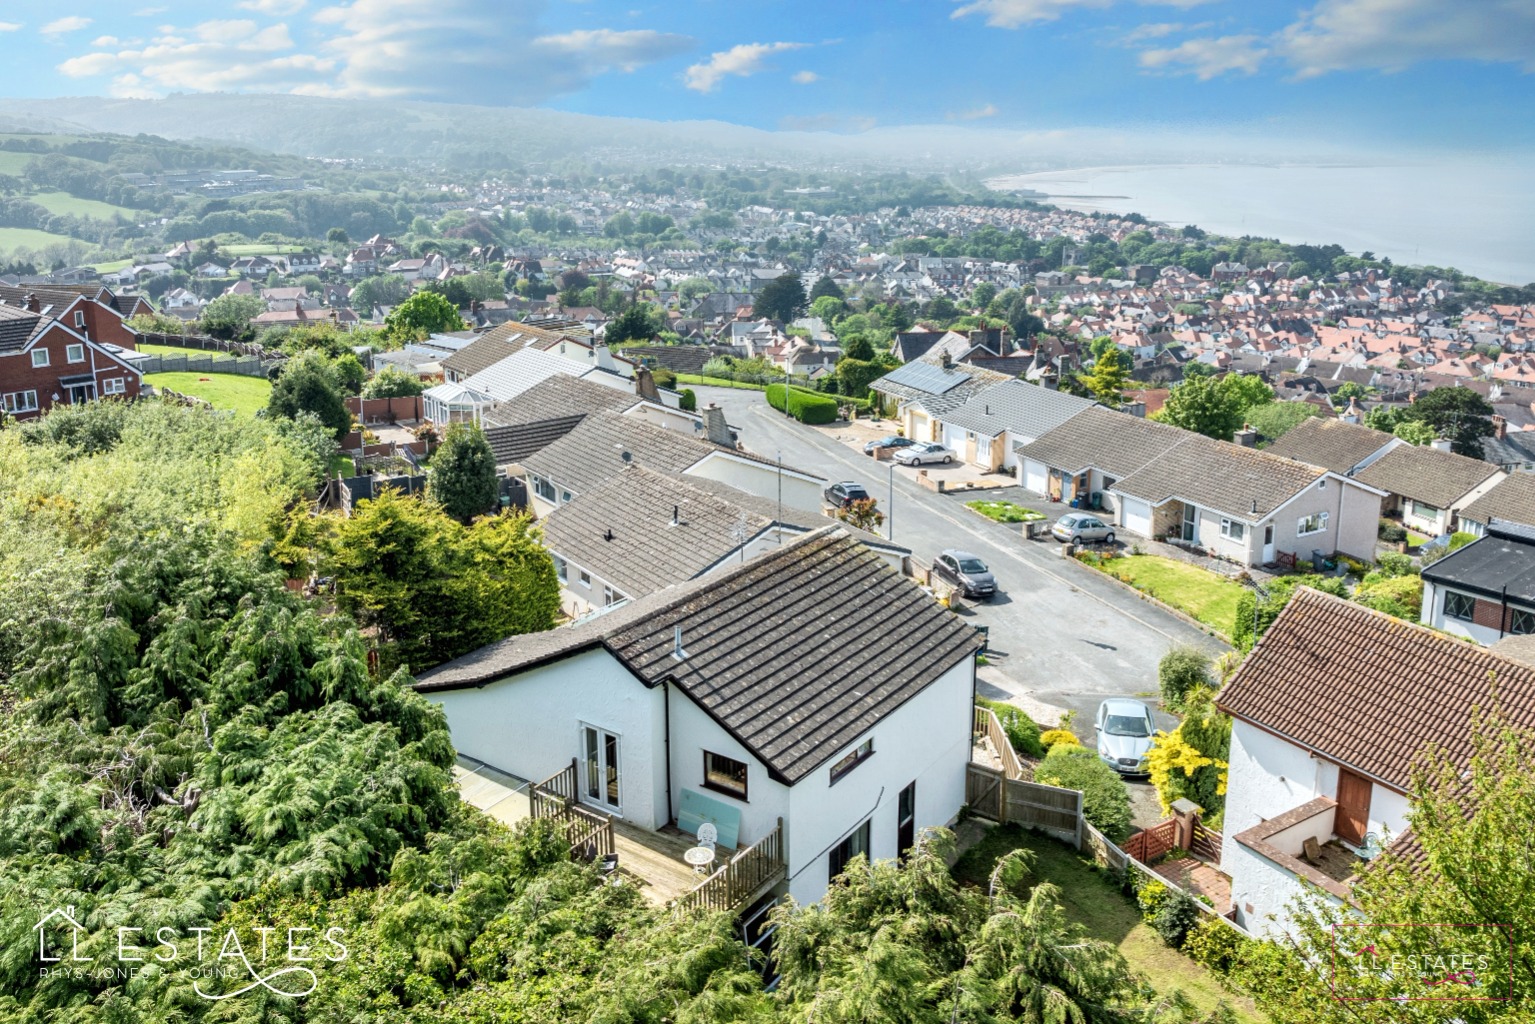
[1459,474,1535,529]
[484,416,586,465]
[0,304,47,353]
[1420,521,1535,605]
[479,373,637,430]
[415,528,982,783]
[1354,444,1501,508]
[1114,433,1326,519]
[616,344,734,374]
[1012,405,1185,477]
[1264,417,1395,475]
[1482,430,1535,470]
[1216,587,1535,791]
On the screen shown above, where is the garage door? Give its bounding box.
[1122,497,1152,537]
[909,411,928,441]
[1022,459,1048,495]
[942,422,967,453]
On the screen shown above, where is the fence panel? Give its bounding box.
[965,764,1082,847]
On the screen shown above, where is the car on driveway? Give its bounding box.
[931,549,997,599]
[1096,698,1156,775]
[823,481,872,509]
[864,435,917,455]
[1052,512,1115,546]
[893,442,956,466]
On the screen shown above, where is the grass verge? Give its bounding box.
[1084,554,1243,637]
[965,499,1046,523]
[676,374,769,391]
[144,371,272,418]
[953,824,1268,1023]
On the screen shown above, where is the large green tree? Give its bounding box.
[809,275,844,301]
[268,350,353,441]
[1158,373,1245,441]
[604,302,663,346]
[198,292,265,340]
[362,364,427,399]
[1401,387,1495,458]
[430,422,499,523]
[384,290,468,343]
[754,271,808,323]
[1080,347,1131,406]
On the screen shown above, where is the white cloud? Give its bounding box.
[134,6,168,14]
[532,28,692,73]
[949,103,999,120]
[109,73,161,99]
[91,35,120,46]
[952,0,1213,29]
[41,16,92,35]
[57,19,328,93]
[1280,0,1535,77]
[238,0,308,12]
[0,22,22,32]
[791,69,819,84]
[684,41,808,93]
[1139,34,1267,78]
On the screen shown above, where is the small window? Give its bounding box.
[1317,477,1327,490]
[579,570,591,589]
[102,378,125,395]
[830,737,874,784]
[1297,511,1330,536]
[829,819,871,883]
[1510,608,1535,636]
[1220,519,1246,541]
[30,349,49,368]
[603,585,618,607]
[66,344,85,363]
[1410,499,1440,519]
[1444,591,1475,622]
[561,490,573,504]
[73,311,85,328]
[703,751,748,798]
[533,477,556,502]
[553,555,567,582]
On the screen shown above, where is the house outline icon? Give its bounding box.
[34,906,90,963]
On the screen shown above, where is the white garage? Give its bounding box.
[1121,496,1153,538]
[1022,458,1048,495]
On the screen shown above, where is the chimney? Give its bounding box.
[23,292,39,313]
[1342,396,1362,424]
[702,403,733,447]
[634,364,661,403]
[1233,424,1258,447]
[1493,414,1508,440]
[1431,437,1453,452]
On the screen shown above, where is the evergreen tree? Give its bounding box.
[430,422,499,523]
[1401,387,1495,458]
[267,350,352,441]
[809,275,844,301]
[754,272,807,322]
[1080,347,1131,406]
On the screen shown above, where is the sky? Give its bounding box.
[0,0,1532,152]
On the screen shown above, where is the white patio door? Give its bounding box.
[581,724,622,813]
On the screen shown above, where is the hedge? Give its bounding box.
[1033,744,1134,843]
[766,383,840,424]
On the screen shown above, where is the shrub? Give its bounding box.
[1354,572,1424,619]
[1420,531,1477,566]
[1376,552,1417,578]
[1378,518,1407,543]
[766,383,840,424]
[1146,687,1230,820]
[1338,555,1372,577]
[678,387,696,412]
[1135,876,1169,921]
[1152,888,1202,948]
[1039,729,1080,751]
[1035,744,1133,843]
[1158,646,1212,713]
[1183,916,1250,975]
[977,698,1046,758]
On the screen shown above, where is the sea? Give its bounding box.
[985,161,1535,287]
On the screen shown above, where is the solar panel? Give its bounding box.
[884,360,965,395]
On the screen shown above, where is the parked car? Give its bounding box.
[931,549,997,599]
[864,435,917,455]
[1052,512,1115,546]
[893,442,956,466]
[824,481,872,508]
[1096,698,1156,775]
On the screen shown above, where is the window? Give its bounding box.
[1511,608,1535,636]
[1220,519,1246,542]
[1297,511,1330,536]
[532,476,556,502]
[1410,499,1440,520]
[560,490,573,504]
[829,737,874,784]
[65,344,85,363]
[828,819,871,883]
[1443,591,1475,622]
[578,570,591,589]
[2,390,38,414]
[603,585,618,607]
[30,349,49,368]
[703,751,748,799]
[73,311,86,328]
[553,555,567,582]
[102,378,125,396]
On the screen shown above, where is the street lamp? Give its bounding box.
[887,459,895,542]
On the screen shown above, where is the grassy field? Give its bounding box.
[91,258,135,273]
[0,152,39,176]
[953,825,1268,1023]
[221,243,307,256]
[677,374,769,392]
[0,226,78,252]
[144,372,272,417]
[139,343,237,362]
[1096,554,1245,637]
[965,499,1046,523]
[27,191,142,221]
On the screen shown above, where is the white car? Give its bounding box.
[1095,698,1157,775]
[893,442,956,466]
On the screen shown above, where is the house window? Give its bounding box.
[532,476,556,502]
[553,555,567,582]
[2,390,38,413]
[30,349,49,368]
[1510,608,1535,636]
[703,751,748,799]
[66,344,85,363]
[1410,499,1440,520]
[102,378,125,395]
[603,585,618,607]
[829,737,874,784]
[829,819,871,884]
[560,489,573,504]
[1220,519,1246,542]
[578,570,591,589]
[1443,591,1475,622]
[1297,511,1330,536]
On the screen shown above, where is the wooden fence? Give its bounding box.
[1084,820,1252,938]
[1125,818,1178,863]
[674,818,786,914]
[964,763,1083,847]
[973,706,1025,781]
[1191,822,1224,862]
[528,759,615,863]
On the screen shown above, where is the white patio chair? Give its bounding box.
[697,822,718,851]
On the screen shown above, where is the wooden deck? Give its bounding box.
[611,819,731,905]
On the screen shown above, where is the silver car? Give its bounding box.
[893,442,956,466]
[1052,512,1115,546]
[1096,698,1156,775]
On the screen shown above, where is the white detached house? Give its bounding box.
[415,528,983,908]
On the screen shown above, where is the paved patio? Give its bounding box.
[1152,856,1233,916]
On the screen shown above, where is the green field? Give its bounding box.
[221,243,307,256]
[139,343,237,362]
[91,258,134,273]
[144,372,272,417]
[1096,555,1245,637]
[954,825,1268,1023]
[0,226,78,252]
[0,151,38,175]
[28,191,142,221]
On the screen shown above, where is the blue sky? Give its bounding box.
[2,0,1532,150]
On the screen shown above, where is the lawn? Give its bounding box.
[91,258,134,273]
[221,243,307,256]
[0,226,78,252]
[144,372,272,418]
[966,499,1046,523]
[1095,554,1245,637]
[0,151,39,176]
[954,824,1268,1023]
[676,373,769,392]
[28,191,143,221]
[140,343,237,361]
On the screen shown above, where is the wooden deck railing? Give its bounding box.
[674,817,786,914]
[973,705,1025,780]
[530,759,614,862]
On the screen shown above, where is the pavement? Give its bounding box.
[698,387,1231,749]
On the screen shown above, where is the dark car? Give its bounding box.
[824,481,872,508]
[932,549,997,599]
[864,435,917,455]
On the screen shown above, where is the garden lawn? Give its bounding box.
[966,499,1045,523]
[954,824,1268,1024]
[139,343,237,361]
[144,372,272,418]
[28,191,142,220]
[1099,555,1244,637]
[221,243,306,256]
[676,373,769,391]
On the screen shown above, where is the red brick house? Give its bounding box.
[0,284,152,352]
[0,300,143,420]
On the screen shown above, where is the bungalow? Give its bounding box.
[1420,521,1535,644]
[1457,473,1535,534]
[1216,587,1535,937]
[1353,442,1504,537]
[868,353,1010,444]
[1014,406,1185,510]
[932,380,1097,473]
[1263,417,1398,476]
[415,527,983,908]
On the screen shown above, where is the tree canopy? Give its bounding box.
[268,350,353,441]
[754,272,807,323]
[1401,386,1495,458]
[385,291,468,343]
[430,422,500,523]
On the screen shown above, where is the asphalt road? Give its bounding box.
[696,386,1230,739]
